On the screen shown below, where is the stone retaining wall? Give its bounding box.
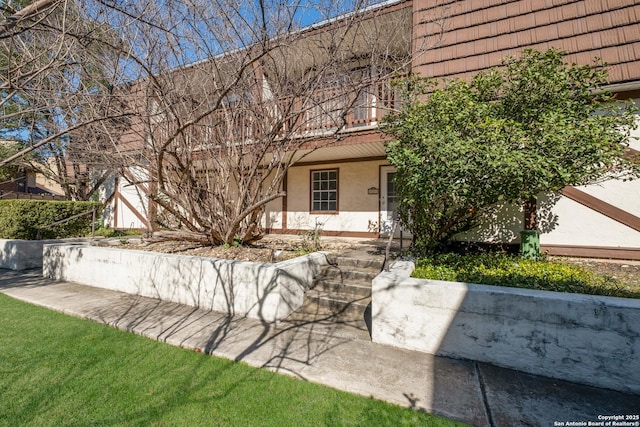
[43,244,328,322]
[372,260,640,394]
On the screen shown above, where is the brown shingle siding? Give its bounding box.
[413,0,640,85]
[607,0,631,8]
[600,28,621,46]
[585,13,605,32]
[584,1,606,14]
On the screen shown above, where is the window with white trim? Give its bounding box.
[311,169,338,212]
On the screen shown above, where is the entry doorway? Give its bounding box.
[379,166,410,238]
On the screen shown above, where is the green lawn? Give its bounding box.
[0,294,462,427]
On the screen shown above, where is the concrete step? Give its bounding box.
[305,289,371,318]
[328,255,385,271]
[311,279,371,298]
[277,251,381,341]
[275,300,372,341]
[313,264,379,284]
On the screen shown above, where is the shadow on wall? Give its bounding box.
[371,260,640,421]
[453,194,560,244]
[41,244,357,378]
[43,244,328,321]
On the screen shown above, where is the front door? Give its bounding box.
[379,166,409,238]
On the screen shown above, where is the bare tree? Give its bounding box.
[0,0,131,199]
[1,0,443,240]
[103,0,443,245]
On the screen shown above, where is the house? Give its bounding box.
[108,0,640,259]
[0,140,65,200]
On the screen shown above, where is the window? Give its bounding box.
[385,171,398,220]
[311,169,338,212]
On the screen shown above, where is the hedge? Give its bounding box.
[0,200,103,240]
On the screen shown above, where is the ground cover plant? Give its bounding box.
[412,253,640,299]
[0,294,463,427]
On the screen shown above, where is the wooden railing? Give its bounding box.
[0,191,66,201]
[201,78,399,141]
[285,78,399,135]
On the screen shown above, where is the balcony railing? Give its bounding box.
[284,78,399,135]
[169,77,400,144]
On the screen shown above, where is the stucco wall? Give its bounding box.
[540,190,640,247]
[454,178,640,248]
[283,160,388,233]
[43,244,328,321]
[113,168,148,232]
[372,260,640,394]
[455,106,640,249]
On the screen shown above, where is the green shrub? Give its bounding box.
[0,200,102,240]
[413,253,639,299]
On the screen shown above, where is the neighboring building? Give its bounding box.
[110,0,640,259]
[0,140,65,200]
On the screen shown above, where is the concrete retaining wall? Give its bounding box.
[372,260,640,394]
[0,238,87,270]
[43,244,328,321]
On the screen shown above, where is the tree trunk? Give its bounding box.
[521,197,540,259]
[523,197,537,230]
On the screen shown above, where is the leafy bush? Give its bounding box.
[0,200,102,240]
[413,253,639,299]
[383,49,639,255]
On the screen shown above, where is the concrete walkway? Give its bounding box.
[1,268,638,426]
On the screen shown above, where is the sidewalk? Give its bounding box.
[1,268,637,426]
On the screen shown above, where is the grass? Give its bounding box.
[412,253,640,299]
[0,294,462,427]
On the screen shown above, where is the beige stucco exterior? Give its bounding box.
[265,159,389,235]
[454,105,640,251]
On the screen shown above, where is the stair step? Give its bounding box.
[276,300,372,341]
[314,265,379,284]
[305,289,371,317]
[276,251,382,342]
[312,279,371,298]
[275,317,371,341]
[331,255,385,271]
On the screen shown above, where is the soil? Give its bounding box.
[105,235,364,263]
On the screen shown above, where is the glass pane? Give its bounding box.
[313,201,321,211]
[321,202,328,211]
[387,172,397,203]
[321,181,328,190]
[329,192,336,200]
[329,171,337,180]
[313,182,320,190]
[329,201,336,211]
[313,192,320,201]
[329,181,336,190]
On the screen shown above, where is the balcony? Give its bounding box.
[284,78,399,136]
[182,77,400,146]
